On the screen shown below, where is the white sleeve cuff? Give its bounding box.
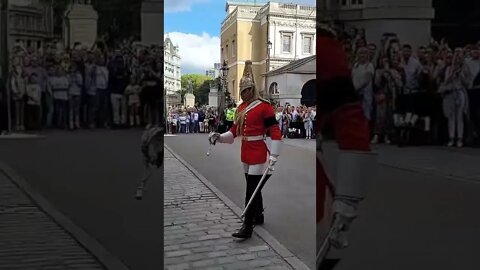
[270,139,282,157]
[335,150,377,199]
[218,131,234,144]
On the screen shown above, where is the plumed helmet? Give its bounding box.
[239,60,256,92]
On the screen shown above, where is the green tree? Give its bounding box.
[180,74,212,105]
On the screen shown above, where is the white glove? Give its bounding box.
[268,155,278,169]
[209,132,221,145]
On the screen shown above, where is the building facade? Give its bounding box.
[206,62,221,79]
[2,0,54,51]
[164,35,182,107]
[264,55,315,106]
[320,0,434,48]
[221,1,316,103]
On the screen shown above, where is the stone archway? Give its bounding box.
[300,79,316,107]
[269,82,278,95]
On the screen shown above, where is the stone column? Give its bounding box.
[64,1,98,48]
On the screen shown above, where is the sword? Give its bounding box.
[241,164,274,218]
[135,165,153,200]
[206,142,213,156]
[206,136,217,156]
[316,214,347,270]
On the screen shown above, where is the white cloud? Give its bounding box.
[166,32,220,75]
[165,0,211,13]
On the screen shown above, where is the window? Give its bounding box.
[303,35,313,54]
[226,45,229,59]
[281,33,293,53]
[232,80,235,95]
[340,0,364,8]
[269,82,279,95]
[232,40,235,57]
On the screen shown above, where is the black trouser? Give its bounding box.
[244,174,270,226]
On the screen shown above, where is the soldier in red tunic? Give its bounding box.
[316,25,377,269]
[209,60,282,239]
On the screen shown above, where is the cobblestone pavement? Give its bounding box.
[0,172,104,269]
[164,147,294,270]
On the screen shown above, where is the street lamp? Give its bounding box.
[1,0,10,134]
[220,60,229,103]
[265,40,272,100]
[217,60,229,132]
[1,0,34,134]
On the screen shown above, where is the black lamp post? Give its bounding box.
[1,0,10,133]
[265,40,272,100]
[220,60,229,102]
[217,60,229,132]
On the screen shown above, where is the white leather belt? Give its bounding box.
[242,135,265,141]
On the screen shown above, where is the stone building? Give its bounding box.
[221,1,316,103]
[206,63,221,79]
[164,35,182,107]
[264,55,315,106]
[320,0,435,48]
[2,0,54,51]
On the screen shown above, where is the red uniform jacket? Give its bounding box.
[316,36,371,223]
[229,99,282,165]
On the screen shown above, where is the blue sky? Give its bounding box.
[165,0,316,74]
[165,0,226,37]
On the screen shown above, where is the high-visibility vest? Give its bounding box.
[225,108,236,121]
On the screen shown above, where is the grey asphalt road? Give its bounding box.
[165,133,317,269]
[1,129,479,270]
[0,130,164,270]
[321,143,480,270]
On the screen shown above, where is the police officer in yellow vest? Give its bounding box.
[224,103,236,132]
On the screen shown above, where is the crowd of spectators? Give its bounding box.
[166,102,317,140]
[342,28,480,147]
[8,38,163,132]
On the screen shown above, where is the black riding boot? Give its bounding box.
[254,174,271,225]
[233,174,257,239]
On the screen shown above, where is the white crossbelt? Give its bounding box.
[242,135,265,141]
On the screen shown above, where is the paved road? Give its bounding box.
[0,171,105,270]
[164,147,294,270]
[0,130,164,270]
[321,143,480,270]
[165,134,317,269]
[1,129,479,270]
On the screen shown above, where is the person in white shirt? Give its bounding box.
[399,44,424,127]
[303,107,314,139]
[48,66,70,129]
[275,106,283,134]
[11,64,26,131]
[84,53,97,129]
[95,56,110,128]
[193,110,199,133]
[25,73,42,130]
[68,63,83,130]
[186,113,191,134]
[178,113,187,133]
[352,47,375,121]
